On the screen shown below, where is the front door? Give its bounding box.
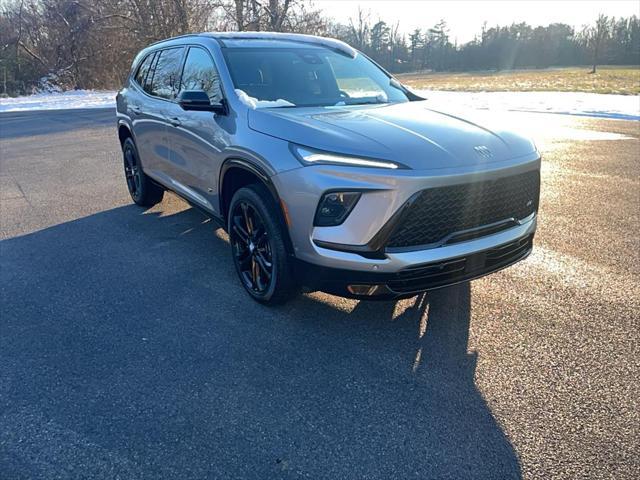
[164,46,230,214]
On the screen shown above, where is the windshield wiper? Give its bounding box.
[345,99,388,106]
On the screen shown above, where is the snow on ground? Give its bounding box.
[413,90,640,121]
[1,88,638,121]
[0,90,116,112]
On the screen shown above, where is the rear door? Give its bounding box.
[128,51,160,171]
[164,46,230,213]
[136,47,185,181]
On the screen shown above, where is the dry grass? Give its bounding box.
[397,66,640,95]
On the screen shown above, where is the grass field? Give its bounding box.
[397,66,640,95]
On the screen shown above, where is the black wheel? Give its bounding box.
[228,184,298,305]
[122,137,164,206]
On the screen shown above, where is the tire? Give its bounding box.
[122,137,164,207]
[228,184,298,305]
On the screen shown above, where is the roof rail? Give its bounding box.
[146,33,204,48]
[203,31,357,58]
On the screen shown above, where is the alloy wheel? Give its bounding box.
[123,144,141,200]
[230,201,274,294]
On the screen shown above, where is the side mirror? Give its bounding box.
[178,90,227,115]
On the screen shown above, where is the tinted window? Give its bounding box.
[180,47,222,103]
[134,53,154,88]
[143,53,158,94]
[149,48,184,99]
[224,47,409,107]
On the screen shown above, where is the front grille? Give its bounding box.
[386,234,533,293]
[386,170,540,249]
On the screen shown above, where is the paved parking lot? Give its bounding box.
[1,108,638,479]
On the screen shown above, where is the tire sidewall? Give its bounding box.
[122,137,163,207]
[228,186,287,303]
[122,137,143,203]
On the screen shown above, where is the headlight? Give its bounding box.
[293,145,402,170]
[314,191,361,226]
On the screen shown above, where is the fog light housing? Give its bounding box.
[314,191,361,227]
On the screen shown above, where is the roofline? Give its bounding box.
[207,32,357,58]
[146,33,205,48]
[145,31,358,58]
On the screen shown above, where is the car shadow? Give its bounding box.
[0,205,521,479]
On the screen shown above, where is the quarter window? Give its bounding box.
[134,53,154,89]
[148,48,184,99]
[180,47,222,103]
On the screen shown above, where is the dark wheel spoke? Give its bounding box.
[230,198,275,295]
[241,203,253,235]
[123,146,139,196]
[250,258,260,286]
[232,216,250,243]
[255,251,272,273]
[121,139,164,207]
[124,149,134,168]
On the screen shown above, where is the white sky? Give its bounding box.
[314,0,640,44]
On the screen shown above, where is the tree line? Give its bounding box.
[0,0,638,96]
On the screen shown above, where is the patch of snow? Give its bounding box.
[0,90,116,112]
[2,87,638,123]
[35,74,64,94]
[413,90,640,121]
[235,89,295,109]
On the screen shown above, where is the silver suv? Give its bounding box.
[116,32,540,304]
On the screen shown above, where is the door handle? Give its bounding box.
[130,106,142,115]
[168,117,182,127]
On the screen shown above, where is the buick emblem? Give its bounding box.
[474,146,493,159]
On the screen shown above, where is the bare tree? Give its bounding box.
[348,7,370,51]
[583,14,611,73]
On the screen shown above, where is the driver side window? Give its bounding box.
[180,47,223,103]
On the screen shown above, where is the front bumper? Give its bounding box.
[273,152,540,297]
[272,152,541,273]
[295,232,534,299]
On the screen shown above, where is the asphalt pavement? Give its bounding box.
[0,108,638,479]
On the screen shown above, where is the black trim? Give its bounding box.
[385,217,522,253]
[219,159,275,213]
[312,189,423,258]
[314,169,540,257]
[297,234,534,300]
[156,181,225,227]
[219,158,294,254]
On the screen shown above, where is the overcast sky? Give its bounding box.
[315,0,640,44]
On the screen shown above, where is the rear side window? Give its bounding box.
[180,47,223,103]
[148,47,184,99]
[134,53,154,88]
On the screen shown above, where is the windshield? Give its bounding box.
[223,47,410,108]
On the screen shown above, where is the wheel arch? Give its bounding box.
[219,158,294,255]
[117,121,134,146]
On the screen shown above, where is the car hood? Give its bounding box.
[248,101,537,170]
